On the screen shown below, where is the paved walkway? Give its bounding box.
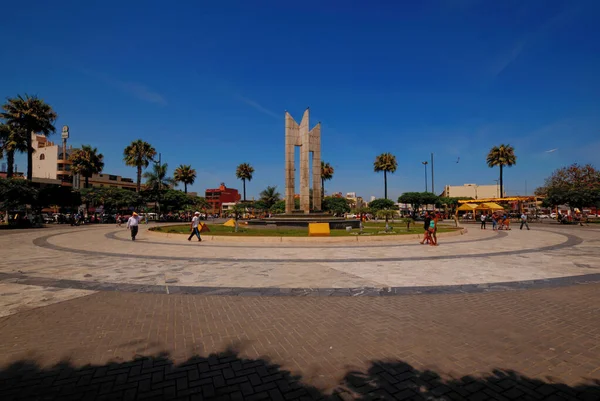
[0,224,598,301]
[1,286,599,400]
[0,224,599,399]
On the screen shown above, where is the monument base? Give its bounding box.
[248,213,361,230]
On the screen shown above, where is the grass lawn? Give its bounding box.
[152,223,456,237]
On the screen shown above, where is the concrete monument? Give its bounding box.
[249,108,358,228]
[285,108,321,214]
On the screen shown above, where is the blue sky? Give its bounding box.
[2,0,599,199]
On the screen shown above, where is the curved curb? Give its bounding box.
[33,229,582,263]
[107,228,513,250]
[146,224,466,243]
[0,271,598,297]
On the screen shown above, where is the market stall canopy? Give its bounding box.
[475,202,505,211]
[457,203,478,211]
[458,196,542,204]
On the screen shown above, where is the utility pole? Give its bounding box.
[431,153,434,194]
[422,161,428,192]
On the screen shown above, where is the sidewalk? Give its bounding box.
[1,284,599,400]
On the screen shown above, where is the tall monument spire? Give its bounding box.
[284,108,322,214]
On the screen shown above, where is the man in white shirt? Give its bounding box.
[127,212,140,240]
[520,213,530,230]
[188,211,202,242]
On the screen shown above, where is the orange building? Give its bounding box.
[205,183,241,215]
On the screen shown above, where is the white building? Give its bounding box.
[221,202,237,212]
[442,184,502,199]
[345,192,365,208]
[31,133,70,180]
[31,133,137,190]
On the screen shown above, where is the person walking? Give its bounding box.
[491,214,498,230]
[188,211,202,242]
[431,212,439,246]
[502,214,511,230]
[420,212,432,245]
[520,212,530,230]
[127,212,140,240]
[116,214,122,227]
[480,213,487,229]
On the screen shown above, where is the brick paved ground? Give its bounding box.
[1,284,599,400]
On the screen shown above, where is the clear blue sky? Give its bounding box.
[2,0,599,199]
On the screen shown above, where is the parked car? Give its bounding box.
[41,213,54,224]
[539,214,549,219]
[550,213,557,219]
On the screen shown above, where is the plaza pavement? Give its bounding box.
[0,223,598,400]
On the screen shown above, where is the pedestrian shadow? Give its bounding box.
[0,349,598,400]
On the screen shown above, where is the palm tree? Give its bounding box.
[173,164,196,194]
[321,161,334,199]
[259,186,281,209]
[143,163,174,216]
[143,163,175,192]
[235,163,254,201]
[486,144,517,198]
[0,124,28,178]
[1,94,57,181]
[373,153,398,200]
[123,139,156,192]
[69,145,104,188]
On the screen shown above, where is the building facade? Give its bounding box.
[205,183,241,214]
[345,192,365,208]
[442,184,502,199]
[31,133,75,183]
[31,133,136,190]
[87,173,137,191]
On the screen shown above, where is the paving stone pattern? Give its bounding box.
[2,224,599,294]
[1,285,599,400]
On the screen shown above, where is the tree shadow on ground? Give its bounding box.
[341,360,600,400]
[0,349,598,400]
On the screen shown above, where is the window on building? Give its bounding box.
[39,154,45,160]
[109,175,117,181]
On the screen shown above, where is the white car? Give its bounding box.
[539,214,549,219]
[550,213,557,219]
[346,214,357,219]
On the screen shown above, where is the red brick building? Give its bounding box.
[205,183,241,215]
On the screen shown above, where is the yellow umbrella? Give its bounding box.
[457,203,478,211]
[476,202,505,211]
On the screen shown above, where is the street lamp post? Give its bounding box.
[431,153,434,194]
[422,161,428,192]
[153,153,162,217]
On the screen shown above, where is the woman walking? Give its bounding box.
[420,212,432,245]
[430,212,439,246]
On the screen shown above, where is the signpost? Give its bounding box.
[61,125,69,159]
